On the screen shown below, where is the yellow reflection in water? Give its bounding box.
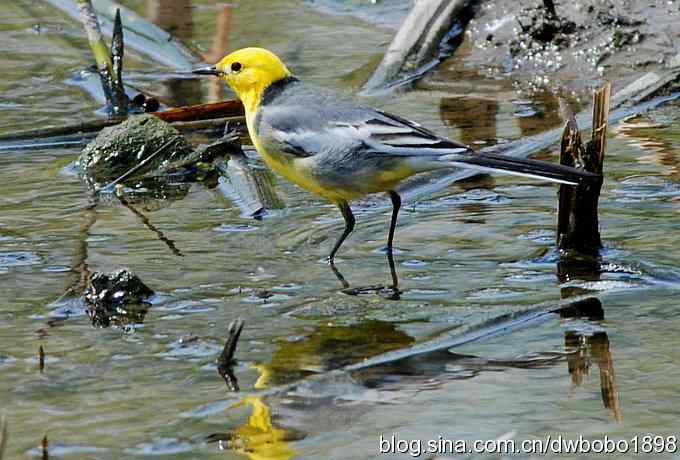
[224,397,296,460]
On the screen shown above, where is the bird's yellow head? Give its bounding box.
[193,47,292,113]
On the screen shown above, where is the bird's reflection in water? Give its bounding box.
[206,397,303,460]
[208,321,413,457]
[252,320,414,389]
[329,250,401,299]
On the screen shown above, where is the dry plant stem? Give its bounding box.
[109,9,128,115]
[77,0,114,104]
[557,83,610,256]
[76,0,112,75]
[153,100,243,123]
[0,119,120,142]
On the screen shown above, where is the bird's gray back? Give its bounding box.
[254,78,470,161]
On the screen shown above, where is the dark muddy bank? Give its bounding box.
[442,0,679,96]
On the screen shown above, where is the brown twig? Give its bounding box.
[153,100,243,123]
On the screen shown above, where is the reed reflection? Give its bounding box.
[616,118,680,179]
[564,329,622,422]
[146,0,203,105]
[559,262,622,421]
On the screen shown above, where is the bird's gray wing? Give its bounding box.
[257,94,594,186]
[257,100,471,160]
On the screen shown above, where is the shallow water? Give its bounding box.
[2,1,680,459]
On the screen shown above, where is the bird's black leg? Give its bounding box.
[386,191,401,251]
[328,201,355,263]
[386,246,399,291]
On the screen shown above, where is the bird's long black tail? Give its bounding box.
[445,151,599,186]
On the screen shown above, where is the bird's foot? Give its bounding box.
[378,245,404,255]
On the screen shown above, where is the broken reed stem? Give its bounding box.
[590,83,611,173]
[109,9,128,115]
[557,83,610,257]
[76,0,112,76]
[76,1,127,115]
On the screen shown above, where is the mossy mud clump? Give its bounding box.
[85,269,154,308]
[76,114,195,187]
[84,269,154,329]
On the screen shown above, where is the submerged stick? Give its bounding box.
[0,100,244,144]
[219,319,244,366]
[557,83,610,256]
[39,346,45,373]
[217,318,244,391]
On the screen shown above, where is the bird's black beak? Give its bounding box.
[192,65,221,76]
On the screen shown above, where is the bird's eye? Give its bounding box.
[231,62,242,73]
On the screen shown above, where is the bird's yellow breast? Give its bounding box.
[246,110,415,203]
[246,112,359,202]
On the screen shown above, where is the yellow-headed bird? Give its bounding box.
[194,48,596,262]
